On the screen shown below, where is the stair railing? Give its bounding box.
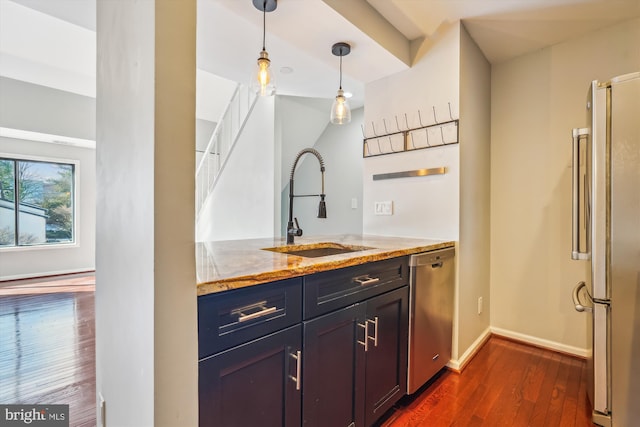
[196,84,258,218]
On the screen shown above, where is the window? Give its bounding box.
[0,157,75,247]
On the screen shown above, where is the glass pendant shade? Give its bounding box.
[330,89,351,124]
[330,42,351,125]
[251,0,277,96]
[252,50,275,96]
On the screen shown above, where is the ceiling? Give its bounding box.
[1,0,639,113]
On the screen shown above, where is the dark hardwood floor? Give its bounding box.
[0,275,96,427]
[0,275,592,427]
[380,337,593,427]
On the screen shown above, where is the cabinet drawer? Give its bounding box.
[198,278,302,359]
[303,256,409,319]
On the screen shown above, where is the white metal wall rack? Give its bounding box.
[362,103,459,158]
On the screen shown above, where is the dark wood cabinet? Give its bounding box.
[302,303,366,427]
[302,286,408,427]
[198,278,303,427]
[199,325,302,427]
[363,287,408,426]
[198,257,409,427]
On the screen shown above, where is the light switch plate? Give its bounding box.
[374,201,393,215]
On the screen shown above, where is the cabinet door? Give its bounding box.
[199,325,302,427]
[303,304,366,427]
[364,287,408,427]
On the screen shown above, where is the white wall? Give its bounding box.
[363,23,461,240]
[276,96,336,192]
[456,25,491,360]
[0,137,96,281]
[490,18,640,353]
[0,77,95,141]
[96,1,197,426]
[363,22,494,365]
[196,96,276,241]
[283,106,364,237]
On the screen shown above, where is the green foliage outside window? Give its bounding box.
[0,158,75,247]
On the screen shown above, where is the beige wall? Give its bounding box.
[456,24,492,361]
[490,18,640,353]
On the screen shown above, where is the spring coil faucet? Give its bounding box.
[287,148,326,244]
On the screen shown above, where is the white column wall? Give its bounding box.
[490,18,640,353]
[96,1,197,426]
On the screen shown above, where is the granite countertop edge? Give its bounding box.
[196,235,456,296]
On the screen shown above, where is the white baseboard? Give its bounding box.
[447,326,492,372]
[446,326,588,372]
[490,326,588,359]
[0,268,95,285]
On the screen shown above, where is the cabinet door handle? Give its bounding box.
[354,275,380,286]
[366,317,379,347]
[231,301,278,323]
[289,350,302,391]
[357,321,369,352]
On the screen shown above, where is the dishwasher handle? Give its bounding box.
[409,247,455,267]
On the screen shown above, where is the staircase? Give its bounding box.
[195,83,258,219]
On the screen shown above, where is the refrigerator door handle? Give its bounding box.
[572,281,592,312]
[572,127,590,260]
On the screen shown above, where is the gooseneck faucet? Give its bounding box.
[287,148,327,244]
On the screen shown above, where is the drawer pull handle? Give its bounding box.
[232,301,278,323]
[354,275,380,286]
[289,350,302,391]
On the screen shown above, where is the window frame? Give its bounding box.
[0,152,80,251]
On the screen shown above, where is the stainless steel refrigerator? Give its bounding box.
[571,71,640,427]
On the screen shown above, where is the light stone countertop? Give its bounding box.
[196,234,455,296]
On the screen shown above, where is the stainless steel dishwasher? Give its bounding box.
[407,247,455,394]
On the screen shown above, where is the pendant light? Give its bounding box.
[251,0,277,96]
[330,42,351,125]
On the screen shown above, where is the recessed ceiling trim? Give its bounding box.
[0,127,96,149]
[321,0,411,66]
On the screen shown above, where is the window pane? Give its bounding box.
[17,160,74,245]
[0,159,16,246]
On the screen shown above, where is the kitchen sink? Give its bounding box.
[263,242,373,258]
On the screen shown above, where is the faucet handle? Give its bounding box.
[293,218,303,236]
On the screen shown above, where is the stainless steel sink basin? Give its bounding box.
[263,242,373,258]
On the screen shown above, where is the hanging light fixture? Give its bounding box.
[330,42,351,125]
[251,0,277,96]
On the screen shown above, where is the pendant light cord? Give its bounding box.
[339,54,343,90]
[262,1,266,51]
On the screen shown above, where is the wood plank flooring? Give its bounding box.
[380,337,593,427]
[0,275,593,427]
[0,275,96,427]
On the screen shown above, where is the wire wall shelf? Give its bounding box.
[362,103,459,158]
